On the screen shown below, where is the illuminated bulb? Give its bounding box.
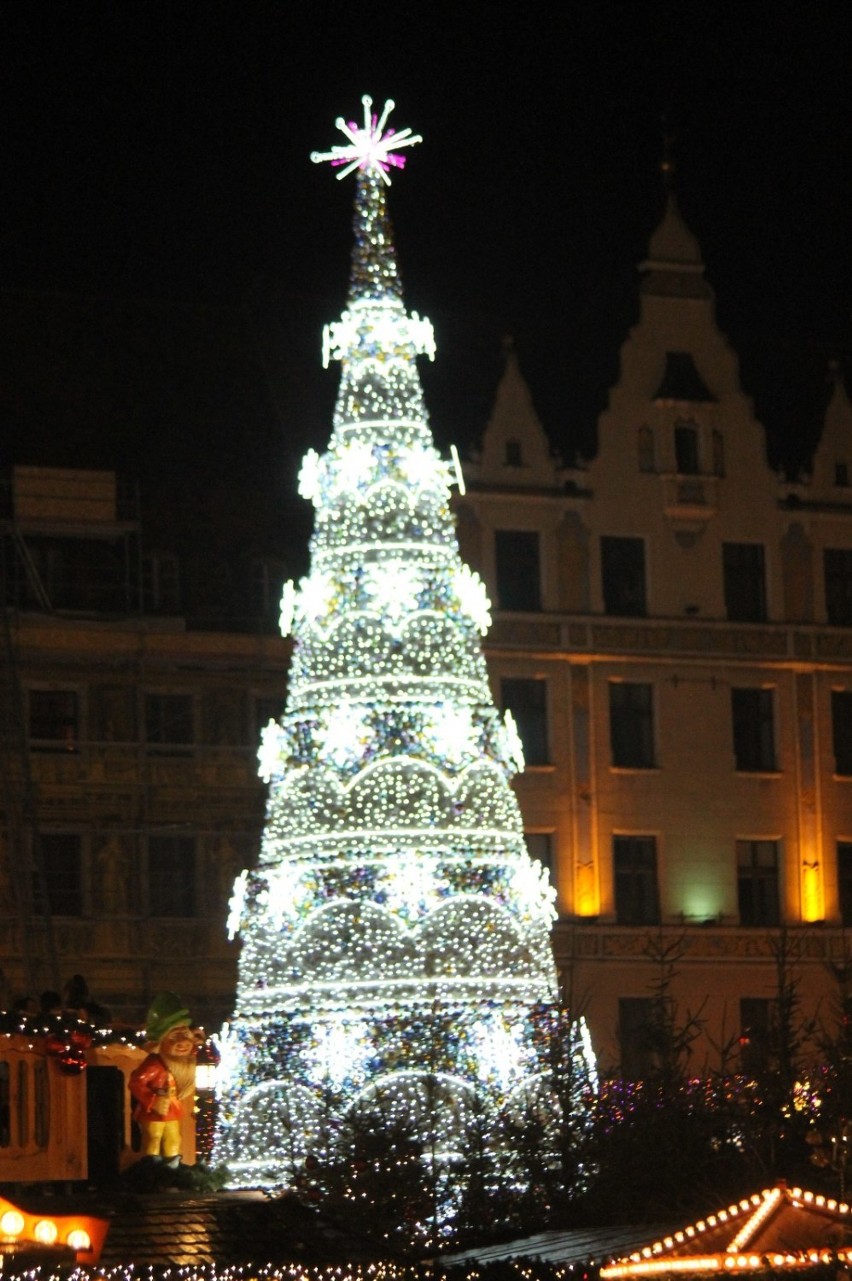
[33,1219,58,1246]
[0,1210,24,1237]
[66,1229,92,1251]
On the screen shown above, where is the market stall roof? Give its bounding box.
[601,1184,852,1278]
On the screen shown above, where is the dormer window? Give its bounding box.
[836,461,849,487]
[674,422,700,475]
[505,439,523,467]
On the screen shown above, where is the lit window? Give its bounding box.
[609,682,655,769]
[613,836,659,925]
[737,839,780,926]
[494,530,541,611]
[731,688,776,772]
[501,678,548,765]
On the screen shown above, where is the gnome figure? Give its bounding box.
[129,993,197,1166]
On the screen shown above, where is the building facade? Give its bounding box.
[0,465,289,1026]
[3,192,851,1081]
[459,191,852,1074]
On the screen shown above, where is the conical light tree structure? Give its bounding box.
[215,98,592,1190]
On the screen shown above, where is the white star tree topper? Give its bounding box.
[310,95,422,185]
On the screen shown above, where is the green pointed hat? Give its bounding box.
[145,992,190,1043]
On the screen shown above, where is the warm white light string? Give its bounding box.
[214,99,594,1190]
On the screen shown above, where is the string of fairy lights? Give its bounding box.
[213,97,595,1190]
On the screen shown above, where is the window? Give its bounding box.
[28,689,79,751]
[739,997,772,1074]
[637,426,654,473]
[674,423,700,474]
[613,836,659,925]
[148,835,197,917]
[33,1060,49,1149]
[495,530,541,612]
[832,691,852,775]
[712,430,725,478]
[251,558,289,620]
[142,553,180,613]
[838,843,852,926]
[836,462,849,488]
[618,997,656,1080]
[252,695,283,745]
[526,832,555,883]
[601,536,646,617]
[723,543,767,622]
[0,1064,8,1146]
[825,549,852,625]
[731,688,776,772]
[17,1063,28,1149]
[737,839,780,926]
[145,693,194,752]
[505,439,522,466]
[609,682,655,769]
[39,833,83,916]
[501,678,548,765]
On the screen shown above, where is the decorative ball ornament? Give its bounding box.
[57,1046,87,1075]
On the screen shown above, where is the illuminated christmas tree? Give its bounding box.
[215,98,592,1193]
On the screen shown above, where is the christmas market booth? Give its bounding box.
[600,1184,852,1280]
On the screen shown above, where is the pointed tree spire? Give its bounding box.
[311,95,421,305]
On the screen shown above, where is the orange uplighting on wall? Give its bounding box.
[0,1193,109,1263]
[575,861,601,917]
[800,856,824,923]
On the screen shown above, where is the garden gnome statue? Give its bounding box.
[129,992,197,1166]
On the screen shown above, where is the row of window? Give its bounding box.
[503,678,852,776]
[613,835,788,927]
[31,833,203,918]
[495,529,852,625]
[533,833,852,929]
[619,994,777,1080]
[27,689,281,752]
[0,1059,49,1150]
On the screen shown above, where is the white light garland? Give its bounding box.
[215,97,593,1193]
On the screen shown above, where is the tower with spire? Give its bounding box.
[214,98,587,1192]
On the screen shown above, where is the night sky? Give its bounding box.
[3,2,851,560]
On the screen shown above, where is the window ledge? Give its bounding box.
[609,765,661,774]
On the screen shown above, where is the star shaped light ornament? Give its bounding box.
[310,95,422,184]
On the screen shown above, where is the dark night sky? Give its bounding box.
[2,2,851,560]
